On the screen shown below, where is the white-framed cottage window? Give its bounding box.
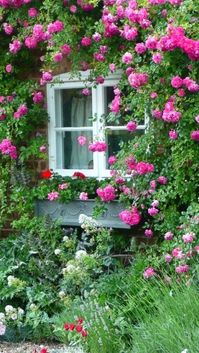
[47,71,147,178]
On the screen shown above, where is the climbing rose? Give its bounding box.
[164,231,173,240]
[165,254,172,263]
[191,130,199,141]
[33,91,44,104]
[77,136,87,146]
[89,141,107,152]
[96,185,116,202]
[144,229,153,238]
[0,139,17,159]
[126,121,137,131]
[28,7,38,17]
[108,155,117,165]
[157,176,167,184]
[182,232,195,243]
[148,207,159,216]
[136,162,154,175]
[152,53,163,64]
[119,207,141,226]
[128,72,149,89]
[81,37,92,46]
[122,52,133,64]
[169,130,178,139]
[171,76,183,88]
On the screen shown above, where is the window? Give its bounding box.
[47,71,147,178]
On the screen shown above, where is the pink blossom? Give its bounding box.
[165,254,172,263]
[25,36,38,49]
[182,232,195,243]
[128,72,149,89]
[5,64,12,73]
[79,192,88,200]
[143,267,156,279]
[152,110,162,119]
[119,207,141,226]
[0,139,17,159]
[150,180,156,189]
[3,22,13,35]
[14,104,28,119]
[145,36,158,50]
[33,91,44,104]
[81,37,92,46]
[177,88,186,97]
[172,247,185,259]
[136,162,154,175]
[164,231,173,240]
[108,155,117,165]
[148,207,159,216]
[28,7,38,17]
[89,141,107,152]
[144,229,153,238]
[122,25,138,41]
[169,0,183,5]
[171,76,183,88]
[175,264,189,274]
[0,322,6,336]
[126,121,137,131]
[93,52,105,62]
[151,200,159,207]
[92,32,102,42]
[97,184,116,202]
[191,130,199,141]
[70,5,77,13]
[0,109,6,121]
[169,130,178,139]
[9,39,22,54]
[39,145,47,153]
[96,76,104,84]
[58,183,69,190]
[135,42,146,55]
[157,176,167,184]
[82,88,91,96]
[110,95,121,113]
[61,44,71,55]
[152,53,163,64]
[150,92,158,99]
[122,52,133,64]
[77,135,87,146]
[195,116,199,123]
[47,20,64,33]
[48,191,59,201]
[53,52,63,62]
[109,63,116,72]
[41,71,53,85]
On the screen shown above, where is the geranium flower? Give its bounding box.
[72,171,86,179]
[39,169,52,179]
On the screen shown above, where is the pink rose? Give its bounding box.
[143,267,156,279]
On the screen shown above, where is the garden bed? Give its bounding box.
[0,342,83,353]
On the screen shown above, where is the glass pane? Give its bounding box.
[106,129,144,167]
[56,89,93,127]
[56,131,93,169]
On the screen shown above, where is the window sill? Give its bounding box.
[35,199,130,229]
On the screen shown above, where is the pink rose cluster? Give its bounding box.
[33,91,44,104]
[110,91,121,114]
[0,0,31,7]
[96,184,116,202]
[0,138,17,159]
[14,104,28,119]
[89,141,107,152]
[40,71,53,85]
[148,199,159,217]
[128,72,149,89]
[162,98,181,123]
[136,161,154,175]
[119,206,141,226]
[171,76,199,92]
[191,130,199,141]
[149,0,183,5]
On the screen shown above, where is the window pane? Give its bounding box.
[56,89,93,127]
[56,131,93,169]
[106,129,144,167]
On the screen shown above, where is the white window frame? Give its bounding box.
[47,70,147,178]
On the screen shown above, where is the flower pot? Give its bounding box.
[35,199,131,229]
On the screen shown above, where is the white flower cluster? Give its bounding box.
[79,214,99,234]
[2,305,24,322]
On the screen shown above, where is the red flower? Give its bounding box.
[64,323,70,331]
[69,323,76,331]
[40,348,48,353]
[39,169,52,179]
[77,318,84,324]
[72,171,86,179]
[76,325,83,333]
[81,330,88,337]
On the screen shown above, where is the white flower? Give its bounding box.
[75,250,87,260]
[63,264,76,274]
[30,304,37,310]
[0,322,6,336]
[18,308,24,316]
[54,248,61,255]
[7,275,15,286]
[181,350,188,353]
[63,236,69,242]
[11,313,17,320]
[0,313,5,321]
[58,291,65,298]
[5,305,14,313]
